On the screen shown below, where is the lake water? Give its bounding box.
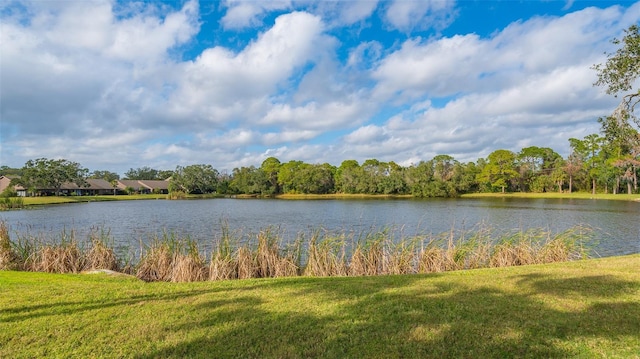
[1,198,639,257]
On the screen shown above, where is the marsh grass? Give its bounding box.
[85,228,119,271]
[28,229,85,273]
[304,231,348,277]
[0,196,24,210]
[135,233,209,282]
[209,224,239,280]
[0,221,20,270]
[0,220,594,282]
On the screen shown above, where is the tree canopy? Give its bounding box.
[594,24,640,129]
[17,158,88,195]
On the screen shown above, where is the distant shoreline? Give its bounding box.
[5,191,638,209]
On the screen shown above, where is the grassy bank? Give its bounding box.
[2,191,638,209]
[462,192,640,201]
[1,254,638,358]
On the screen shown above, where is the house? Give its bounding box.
[56,179,117,196]
[1,175,169,196]
[0,176,15,194]
[117,180,169,194]
[5,177,119,196]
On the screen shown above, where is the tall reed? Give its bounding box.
[209,223,239,280]
[84,228,119,271]
[304,230,348,277]
[0,221,20,270]
[0,219,594,282]
[28,229,85,273]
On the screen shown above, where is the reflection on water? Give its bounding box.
[1,198,639,257]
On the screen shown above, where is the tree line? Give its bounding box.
[2,130,638,197]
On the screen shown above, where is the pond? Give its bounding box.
[1,198,639,257]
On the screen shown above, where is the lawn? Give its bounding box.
[1,255,638,358]
[21,194,167,206]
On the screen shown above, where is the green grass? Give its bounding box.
[20,194,167,206]
[462,192,640,201]
[1,255,638,358]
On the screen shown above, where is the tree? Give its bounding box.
[169,164,219,194]
[124,166,165,180]
[0,166,22,177]
[593,25,640,129]
[260,157,281,195]
[89,170,120,182]
[335,160,361,194]
[476,150,518,193]
[231,166,268,194]
[17,158,88,196]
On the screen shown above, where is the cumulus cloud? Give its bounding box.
[220,0,292,29]
[384,0,457,33]
[168,11,329,123]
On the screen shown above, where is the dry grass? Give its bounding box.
[171,253,208,282]
[0,220,594,282]
[84,230,119,271]
[304,232,348,277]
[136,242,173,282]
[0,222,20,270]
[209,252,237,280]
[30,242,85,273]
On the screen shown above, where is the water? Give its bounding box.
[1,198,639,257]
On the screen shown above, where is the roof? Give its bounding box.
[117,179,169,190]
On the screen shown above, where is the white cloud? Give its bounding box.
[168,11,329,124]
[221,0,292,30]
[384,0,457,33]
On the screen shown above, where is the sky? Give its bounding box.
[1,0,639,175]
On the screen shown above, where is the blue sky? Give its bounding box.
[1,0,639,175]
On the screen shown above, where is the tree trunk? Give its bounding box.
[592,178,596,195]
[628,181,633,194]
[569,175,573,194]
[501,186,505,194]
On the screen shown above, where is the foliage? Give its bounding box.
[124,166,173,180]
[16,158,88,196]
[89,170,120,182]
[169,164,219,194]
[593,24,640,128]
[0,166,22,177]
[476,150,519,193]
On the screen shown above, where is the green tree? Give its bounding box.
[18,158,88,196]
[277,161,305,194]
[295,163,336,194]
[89,170,120,182]
[335,160,361,194]
[570,134,605,194]
[517,147,562,192]
[231,166,268,195]
[0,166,22,177]
[477,150,518,193]
[170,164,219,194]
[260,157,281,195]
[124,166,159,180]
[593,25,640,129]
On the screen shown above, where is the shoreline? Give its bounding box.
[3,191,639,208]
